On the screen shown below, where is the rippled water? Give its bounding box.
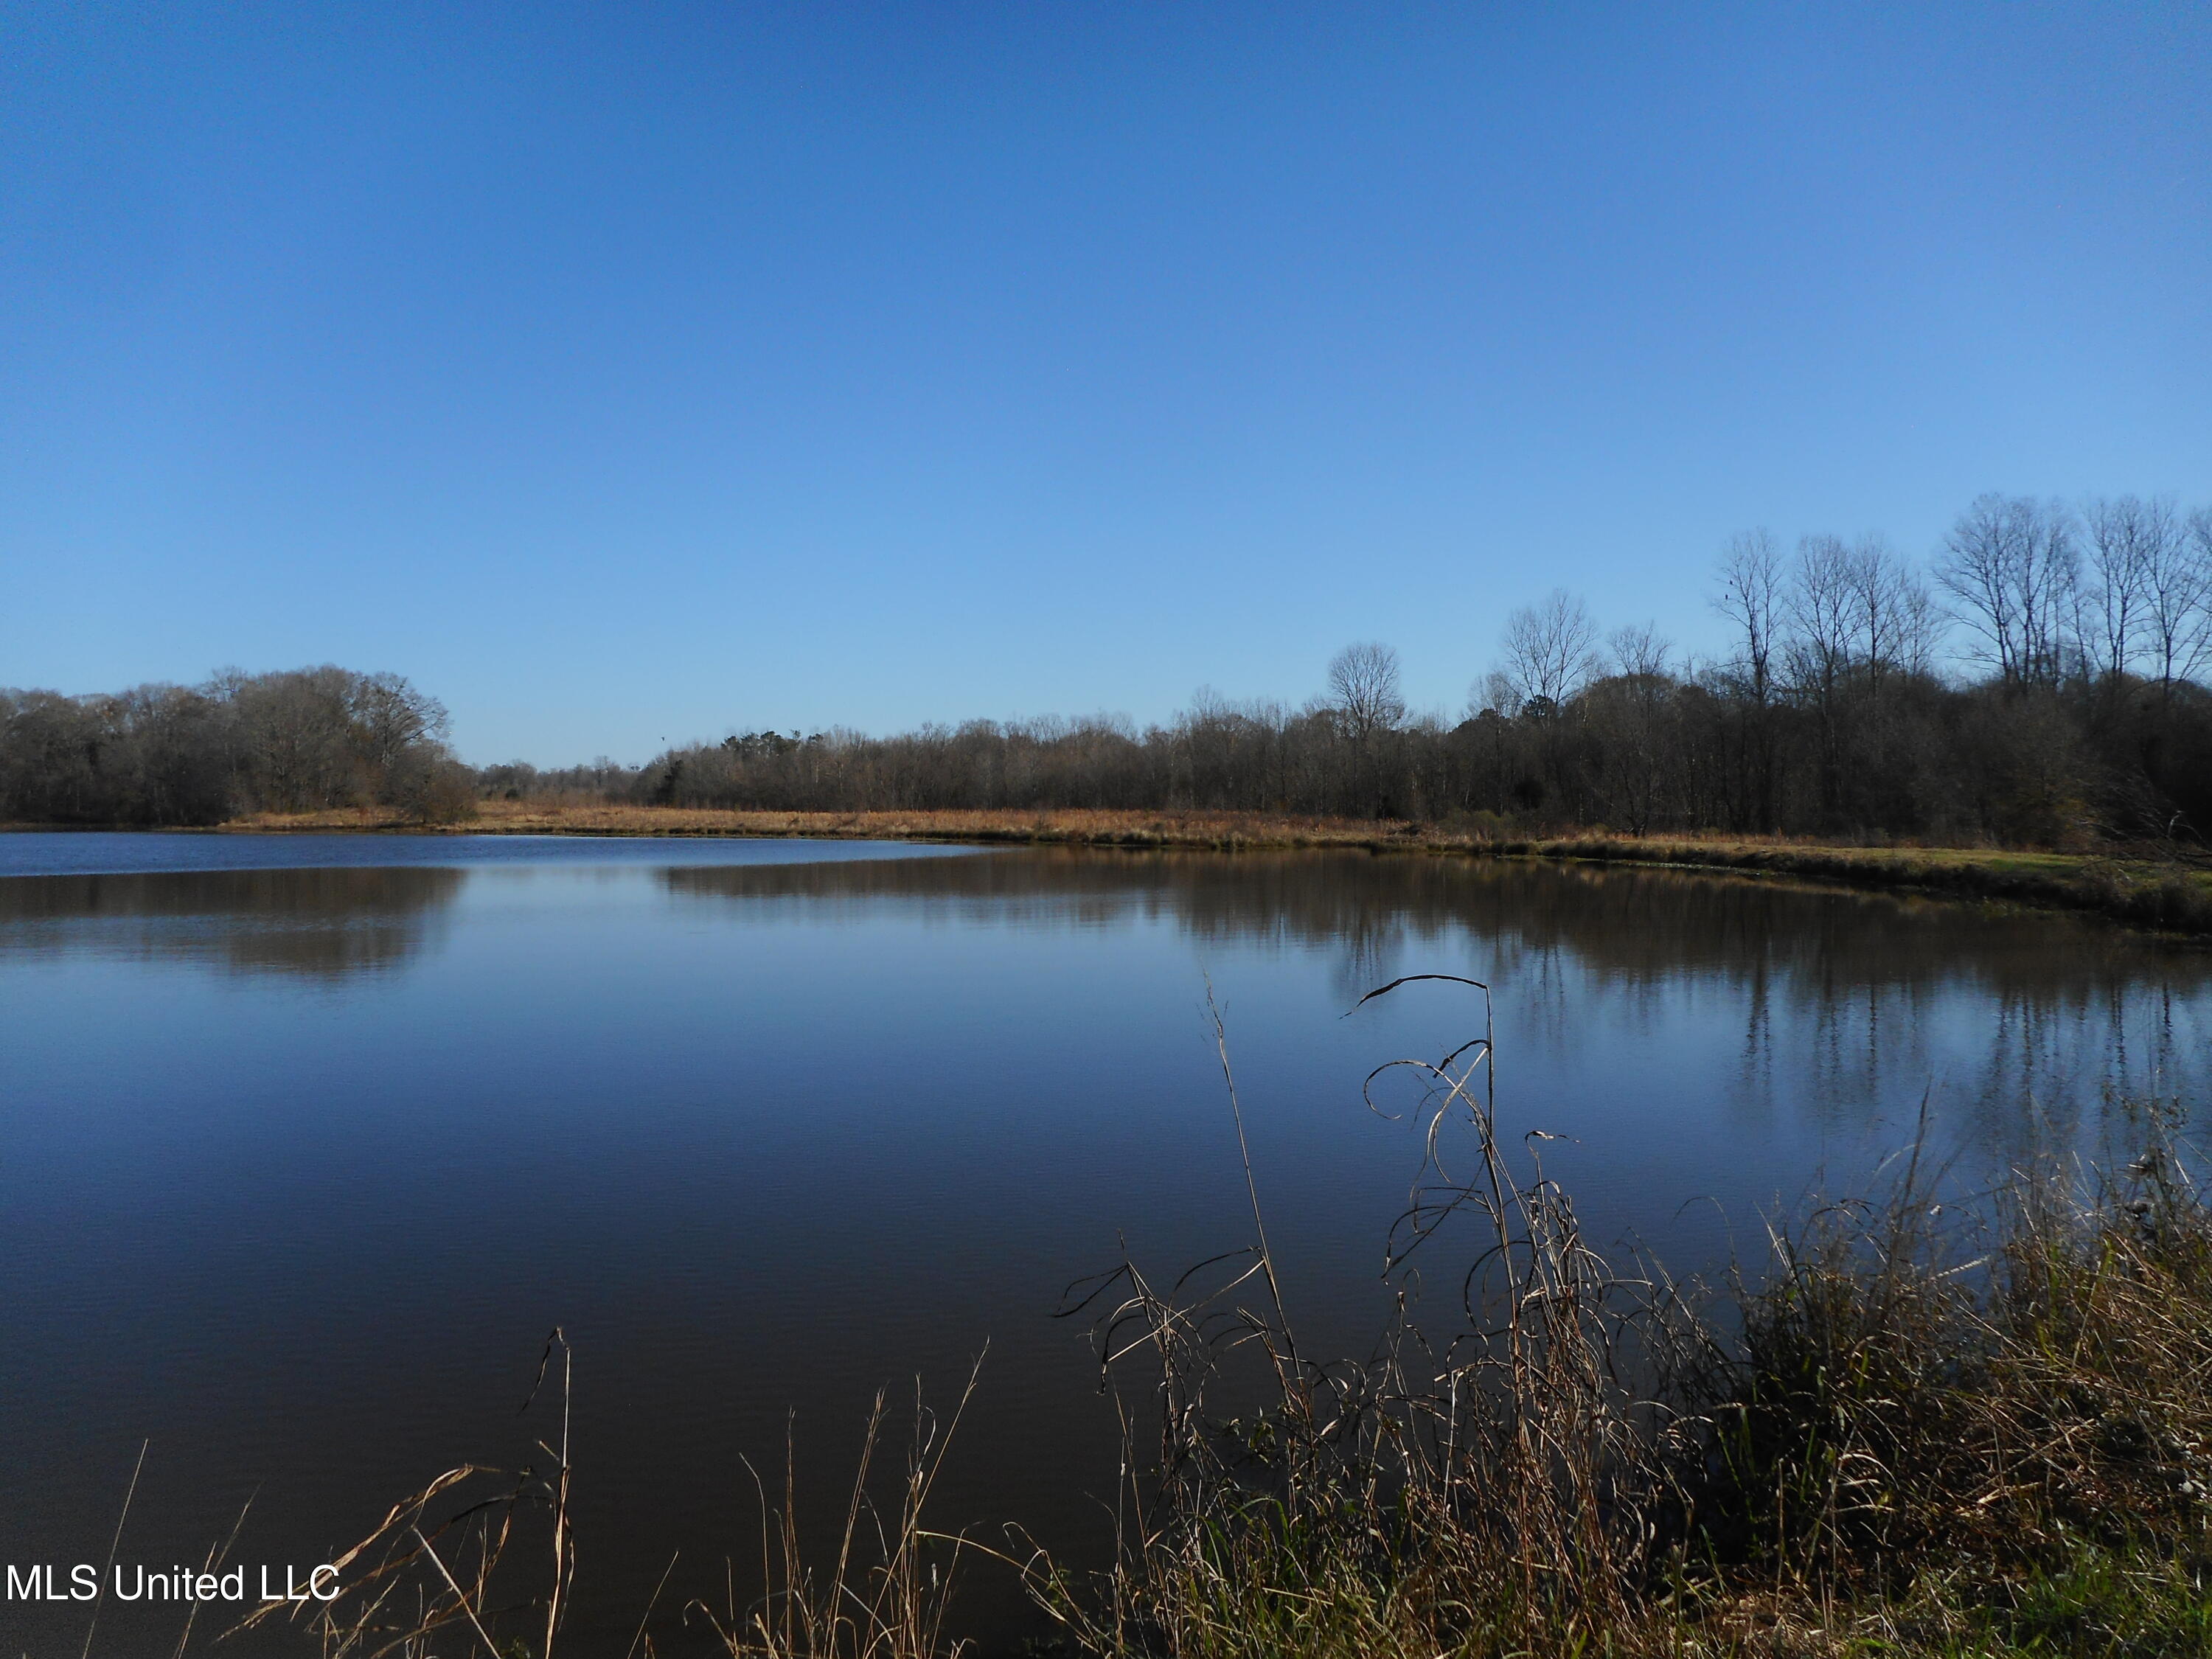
[3,834,2205,1652]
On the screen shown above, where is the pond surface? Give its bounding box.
[3,833,2207,1653]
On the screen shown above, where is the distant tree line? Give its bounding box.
[11,494,2210,846]
[579,493,2212,846]
[0,667,473,825]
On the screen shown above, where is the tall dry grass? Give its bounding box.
[1030,981,2212,1658]
[234,1340,992,1659]
[1031,975,1681,1658]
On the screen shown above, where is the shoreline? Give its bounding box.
[11,802,2209,937]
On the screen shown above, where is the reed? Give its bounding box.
[229,1337,990,1659]
[1034,973,1678,1658]
[1033,986,2212,1658]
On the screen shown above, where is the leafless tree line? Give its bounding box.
[0,666,472,824]
[10,495,2208,844]
[588,493,2212,846]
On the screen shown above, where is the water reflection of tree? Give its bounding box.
[0,867,465,981]
[662,849,2212,1152]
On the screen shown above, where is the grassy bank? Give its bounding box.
[205,800,2212,936]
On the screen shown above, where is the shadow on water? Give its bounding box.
[660,844,2202,987]
[664,849,2212,1144]
[0,866,465,980]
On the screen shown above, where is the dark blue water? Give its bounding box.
[3,834,2206,1654]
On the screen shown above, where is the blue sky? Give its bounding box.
[3,4,2208,765]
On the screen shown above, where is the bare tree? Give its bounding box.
[1326,642,1406,743]
[1712,529,1783,708]
[1843,533,1938,691]
[2079,495,2164,683]
[1785,535,1855,701]
[1607,622,1672,681]
[1325,642,1406,816]
[1593,623,1675,835]
[2141,503,2212,698]
[1470,669,1520,720]
[1893,568,1947,678]
[1498,591,1597,714]
[1708,529,1788,832]
[350,672,453,785]
[1935,494,2078,686]
[2020,501,2082,685]
[1935,495,2019,681]
[1784,535,1860,820]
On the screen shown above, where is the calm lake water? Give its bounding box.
[4,832,2208,1653]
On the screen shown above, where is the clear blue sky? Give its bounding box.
[4,4,2207,765]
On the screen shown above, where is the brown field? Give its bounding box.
[192,801,2212,936]
[222,799,1421,846]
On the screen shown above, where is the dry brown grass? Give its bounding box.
[215,801,1424,849]
[234,1333,992,1659]
[1032,985,2212,1659]
[1032,975,1677,1658]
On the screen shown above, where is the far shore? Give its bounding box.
[13,801,2207,938]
